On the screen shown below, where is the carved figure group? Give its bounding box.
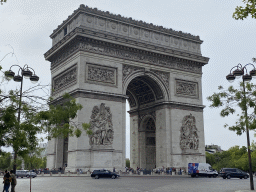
[180,114,199,150]
[89,103,114,146]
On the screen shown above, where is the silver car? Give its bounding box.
[16,170,37,178]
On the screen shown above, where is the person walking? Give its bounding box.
[10,170,16,192]
[3,170,11,192]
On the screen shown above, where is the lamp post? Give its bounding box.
[5,64,39,174]
[226,63,256,190]
[29,153,34,192]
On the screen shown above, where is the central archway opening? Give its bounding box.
[125,75,164,170]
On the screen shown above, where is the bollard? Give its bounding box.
[172,172,175,176]
[58,172,61,176]
[50,172,52,177]
[87,171,91,176]
[161,172,165,175]
[68,171,71,176]
[77,172,80,176]
[140,171,143,176]
[41,172,44,176]
[129,171,132,175]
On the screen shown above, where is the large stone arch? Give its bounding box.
[123,69,170,105]
[44,5,209,172]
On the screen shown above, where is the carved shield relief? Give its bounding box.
[89,103,114,146]
[180,114,199,151]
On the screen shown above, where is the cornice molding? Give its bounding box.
[50,88,128,105]
[51,4,202,42]
[45,27,208,62]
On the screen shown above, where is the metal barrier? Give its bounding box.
[143,169,152,175]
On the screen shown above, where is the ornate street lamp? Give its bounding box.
[5,64,39,174]
[226,63,255,190]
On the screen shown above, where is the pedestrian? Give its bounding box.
[10,170,16,192]
[3,170,11,192]
[113,167,115,172]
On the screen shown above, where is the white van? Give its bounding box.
[188,163,218,178]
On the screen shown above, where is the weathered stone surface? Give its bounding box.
[45,5,208,172]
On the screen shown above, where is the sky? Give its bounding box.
[1,0,256,158]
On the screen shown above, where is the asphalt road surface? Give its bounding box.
[9,175,255,192]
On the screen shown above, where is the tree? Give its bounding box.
[206,145,249,171]
[207,83,256,135]
[0,0,6,5]
[233,0,256,20]
[0,88,90,173]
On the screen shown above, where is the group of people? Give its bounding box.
[3,170,16,192]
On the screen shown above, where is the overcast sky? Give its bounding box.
[1,0,256,158]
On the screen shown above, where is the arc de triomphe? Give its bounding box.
[44,5,209,172]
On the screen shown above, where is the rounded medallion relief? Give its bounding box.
[99,19,105,26]
[111,23,117,29]
[154,33,160,40]
[87,17,93,23]
[134,29,139,35]
[123,26,128,32]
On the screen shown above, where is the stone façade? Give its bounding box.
[45,5,208,172]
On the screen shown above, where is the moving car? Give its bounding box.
[219,168,249,179]
[16,170,37,178]
[91,169,119,179]
[188,163,218,178]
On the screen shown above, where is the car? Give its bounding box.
[16,170,37,178]
[219,168,249,179]
[91,169,120,179]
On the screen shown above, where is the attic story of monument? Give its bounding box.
[44,4,209,172]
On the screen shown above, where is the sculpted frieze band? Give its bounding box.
[50,37,202,74]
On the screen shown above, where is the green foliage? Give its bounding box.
[0,0,6,5]
[0,86,90,172]
[207,82,256,135]
[35,93,91,140]
[126,158,130,168]
[206,145,252,171]
[23,155,47,170]
[233,0,256,20]
[0,89,41,156]
[0,152,12,170]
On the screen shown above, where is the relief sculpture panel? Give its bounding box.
[180,114,199,151]
[89,103,114,146]
[52,65,77,93]
[86,63,117,86]
[176,79,198,98]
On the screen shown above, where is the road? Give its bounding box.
[7,175,255,192]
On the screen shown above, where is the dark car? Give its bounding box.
[91,169,120,179]
[219,168,249,179]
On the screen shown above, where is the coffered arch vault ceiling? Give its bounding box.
[126,76,163,108]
